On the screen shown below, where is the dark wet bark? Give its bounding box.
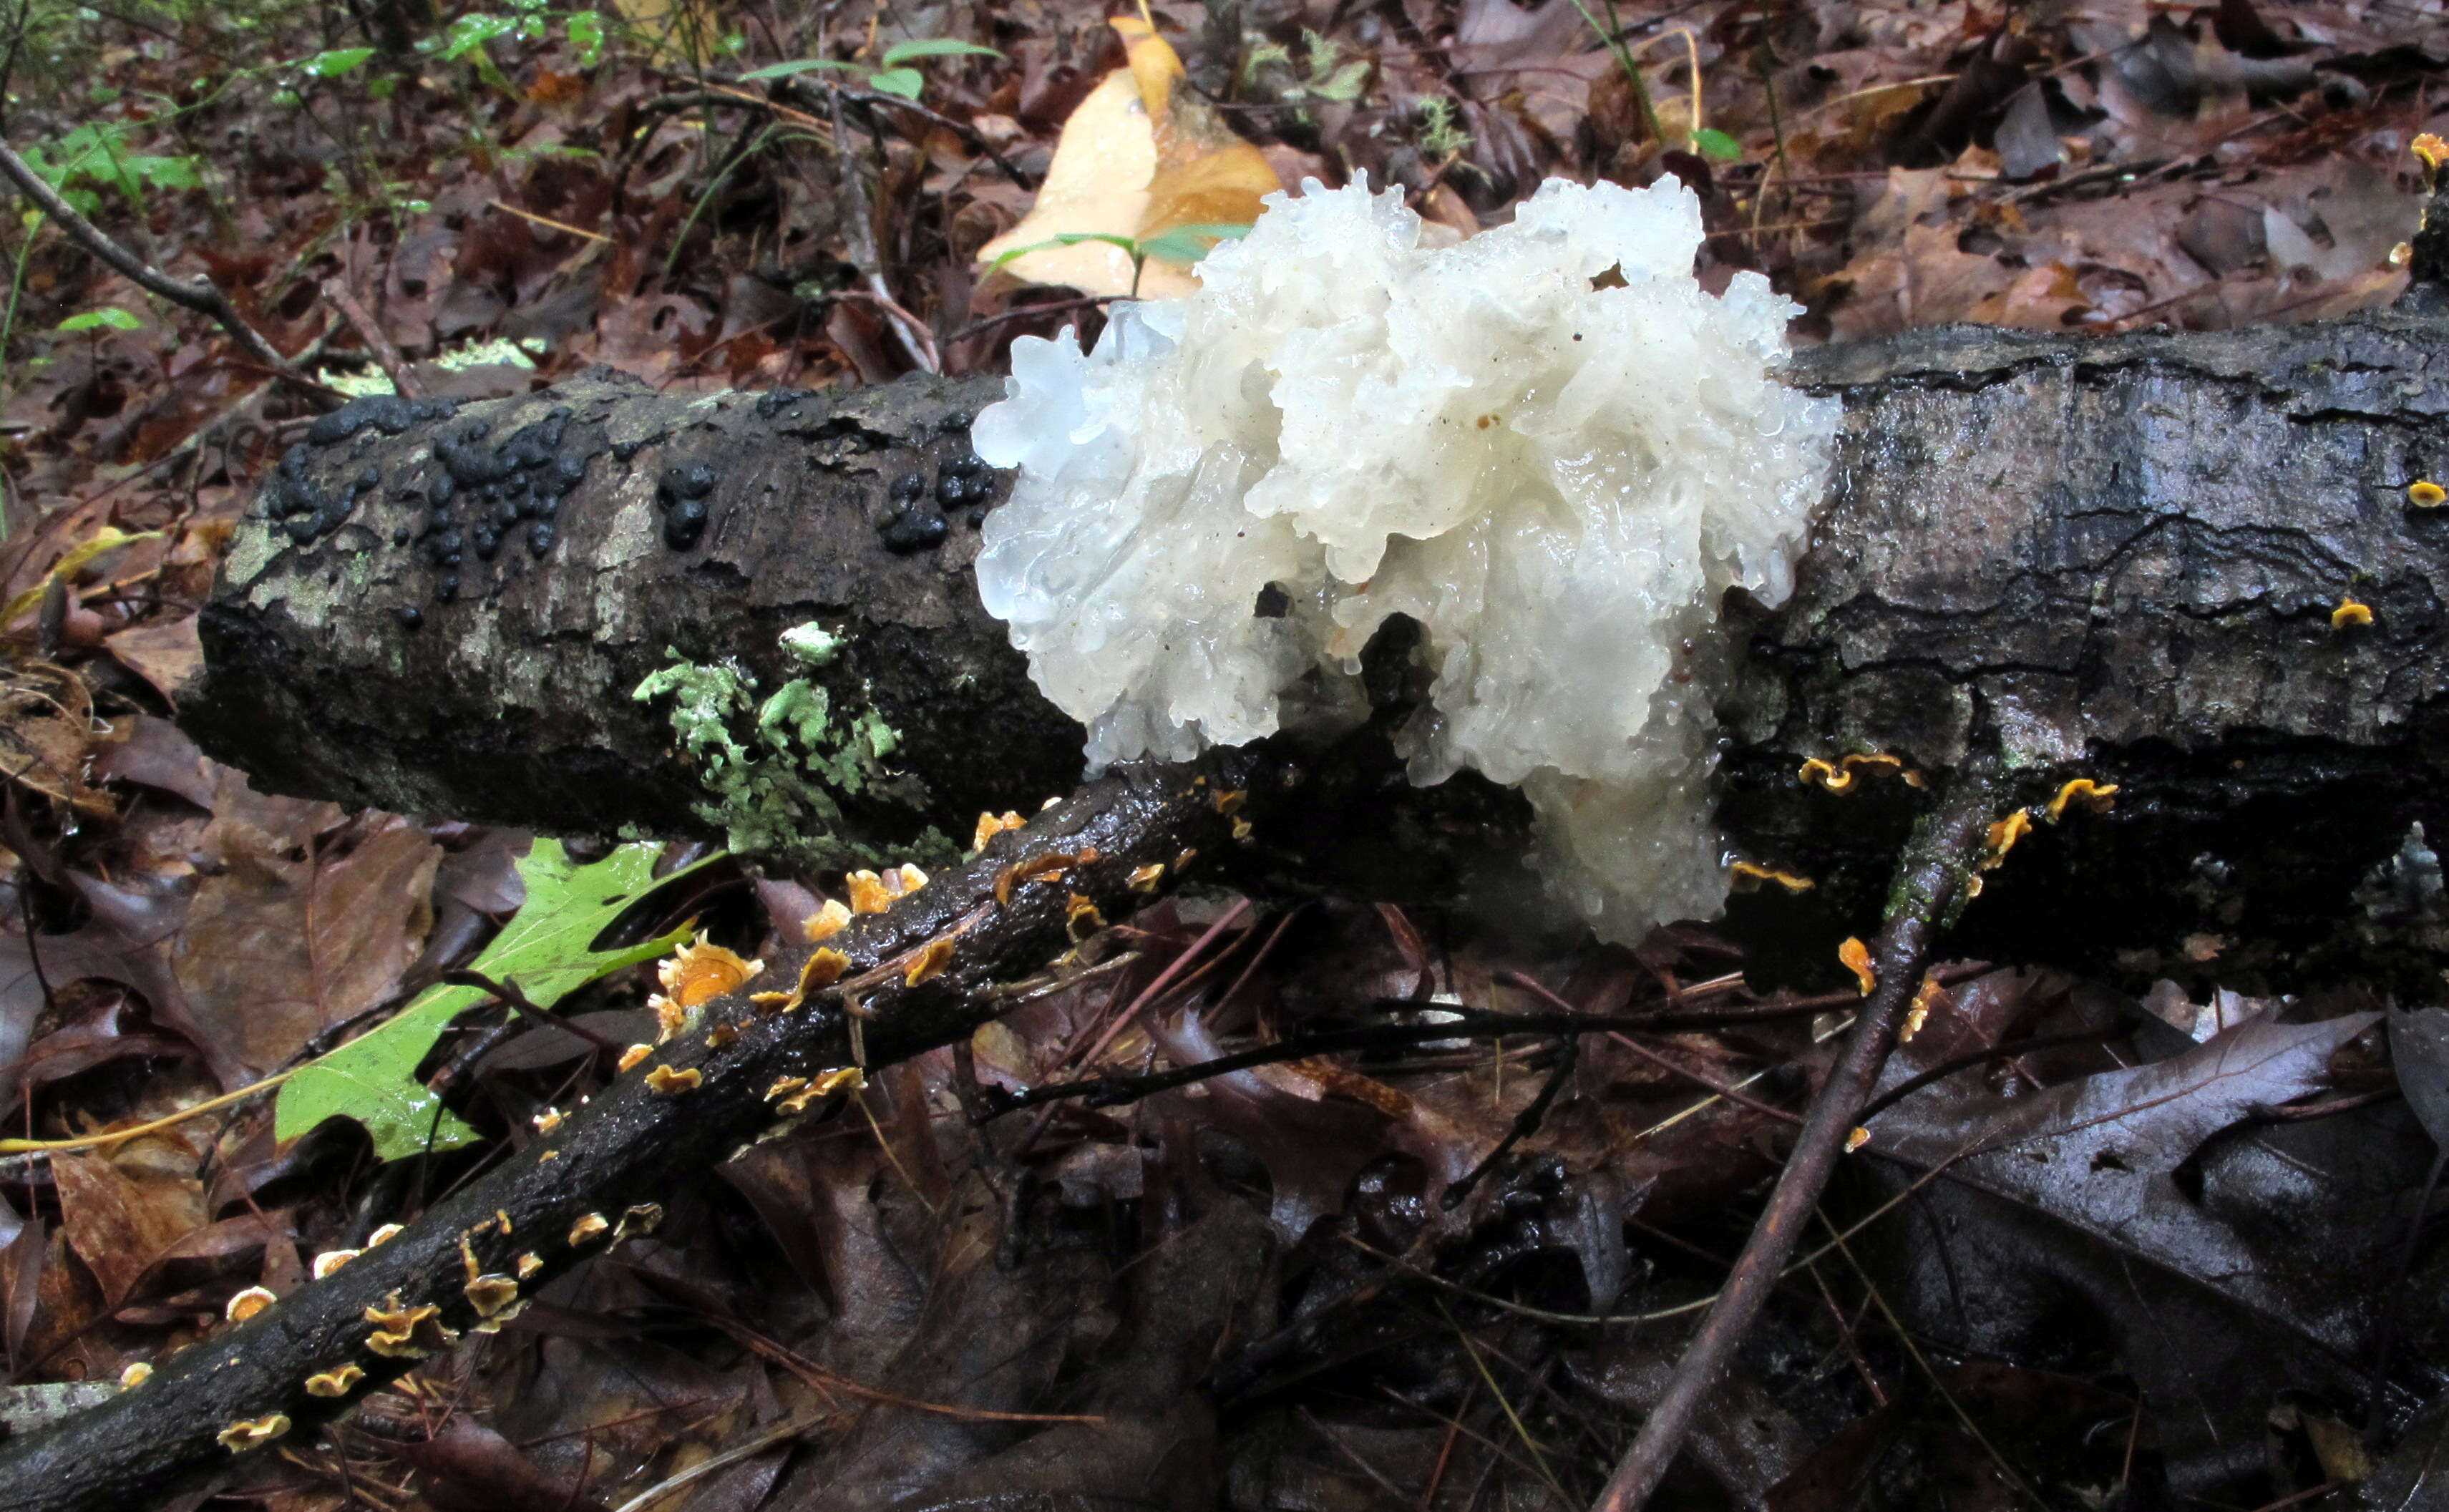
[1725,313,2449,979]
[189,313,2449,973]
[188,370,1083,873]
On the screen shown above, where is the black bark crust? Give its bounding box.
[0,753,1257,1512]
[190,369,1084,867]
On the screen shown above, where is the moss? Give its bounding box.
[631,622,907,868]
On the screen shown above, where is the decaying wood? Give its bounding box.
[0,752,1255,1512]
[190,313,2449,965]
[188,370,1081,868]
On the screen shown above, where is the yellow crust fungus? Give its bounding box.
[2334,597,2373,628]
[658,933,764,1010]
[1128,863,1166,893]
[615,1203,664,1241]
[973,810,1025,852]
[751,947,849,1013]
[774,1065,865,1117]
[804,897,852,942]
[1839,937,1875,996]
[644,1064,703,1095]
[904,937,955,987]
[217,1415,291,1452]
[464,1274,520,1317]
[1728,861,1814,894]
[568,1212,610,1245]
[304,1364,364,1398]
[2045,779,2118,822]
[225,1287,276,1323]
[118,1362,152,1390]
[1980,809,2032,869]
[616,1043,652,1072]
[2410,480,2446,507]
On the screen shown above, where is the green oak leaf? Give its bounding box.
[1692,127,1742,162]
[274,839,715,1161]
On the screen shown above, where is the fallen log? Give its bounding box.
[16,297,2443,1512]
[187,313,2449,972]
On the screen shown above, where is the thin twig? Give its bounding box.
[1589,751,2006,1512]
[0,135,294,379]
[485,198,611,244]
[948,293,1125,348]
[437,969,627,1053]
[317,278,422,399]
[827,89,938,374]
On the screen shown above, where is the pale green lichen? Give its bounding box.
[632,622,905,867]
[780,623,842,667]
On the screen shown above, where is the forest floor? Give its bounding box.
[4,1,2449,1509]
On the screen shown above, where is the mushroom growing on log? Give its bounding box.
[188,313,2449,977]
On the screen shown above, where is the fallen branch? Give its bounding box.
[186,316,2449,972]
[0,753,1254,1512]
[1589,751,2007,1512]
[316,278,422,399]
[0,136,297,379]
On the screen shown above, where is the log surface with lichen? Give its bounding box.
[188,368,1082,872]
[190,315,2449,972]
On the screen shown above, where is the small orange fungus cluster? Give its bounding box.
[973,809,1026,852]
[846,864,929,914]
[1729,861,1814,894]
[751,947,849,1013]
[1798,753,1923,793]
[651,933,764,1043]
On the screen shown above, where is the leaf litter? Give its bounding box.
[3,0,2448,1508]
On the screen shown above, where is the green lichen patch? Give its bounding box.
[631,623,904,868]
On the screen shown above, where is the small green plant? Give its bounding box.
[21,122,203,217]
[991,223,1252,297]
[56,307,142,333]
[1240,29,1371,107]
[739,36,1001,101]
[1416,96,1473,164]
[1565,0,1740,162]
[421,0,606,94]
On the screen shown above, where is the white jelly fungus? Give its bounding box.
[973,175,1839,940]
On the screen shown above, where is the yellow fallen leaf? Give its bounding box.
[978,14,1280,300]
[1,527,162,629]
[978,70,1167,297]
[1115,16,1280,245]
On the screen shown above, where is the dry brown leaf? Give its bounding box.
[172,814,441,1076]
[51,1151,207,1307]
[0,675,113,818]
[102,615,203,703]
